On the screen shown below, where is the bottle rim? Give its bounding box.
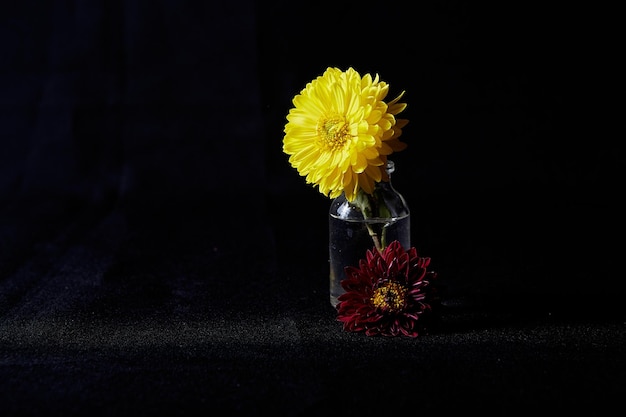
[386,160,395,175]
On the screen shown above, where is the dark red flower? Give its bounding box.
[336,240,438,337]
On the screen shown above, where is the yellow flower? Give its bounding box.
[282,67,408,201]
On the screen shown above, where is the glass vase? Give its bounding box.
[328,160,410,307]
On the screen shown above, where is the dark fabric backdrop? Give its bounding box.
[1,1,623,416]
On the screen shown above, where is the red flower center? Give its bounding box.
[370,281,408,312]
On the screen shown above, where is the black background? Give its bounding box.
[1,1,623,415]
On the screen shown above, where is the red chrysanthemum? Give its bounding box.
[336,240,438,337]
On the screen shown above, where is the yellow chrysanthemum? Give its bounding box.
[282,67,408,201]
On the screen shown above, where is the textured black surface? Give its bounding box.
[1,194,624,416]
[1,1,623,416]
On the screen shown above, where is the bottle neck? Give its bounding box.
[377,159,395,186]
[385,160,395,176]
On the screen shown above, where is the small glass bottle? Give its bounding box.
[328,160,410,307]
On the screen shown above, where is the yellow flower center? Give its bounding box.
[371,281,408,312]
[317,114,350,151]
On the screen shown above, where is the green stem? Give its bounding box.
[366,223,384,254]
[354,188,389,254]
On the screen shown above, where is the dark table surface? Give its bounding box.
[1,189,623,416]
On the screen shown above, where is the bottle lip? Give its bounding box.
[386,160,395,175]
